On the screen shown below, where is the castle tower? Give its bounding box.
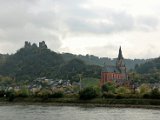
[39,41,47,49]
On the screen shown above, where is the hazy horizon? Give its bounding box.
[0,0,160,59]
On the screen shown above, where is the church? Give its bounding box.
[100,47,128,86]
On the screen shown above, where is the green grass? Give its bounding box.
[1,97,160,107]
[81,77,100,88]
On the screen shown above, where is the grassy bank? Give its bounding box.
[1,97,160,109]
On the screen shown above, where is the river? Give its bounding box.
[0,105,159,120]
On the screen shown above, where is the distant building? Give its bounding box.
[100,47,128,86]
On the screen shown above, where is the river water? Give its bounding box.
[0,105,159,120]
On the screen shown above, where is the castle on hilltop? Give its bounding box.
[24,41,48,49]
[100,47,128,86]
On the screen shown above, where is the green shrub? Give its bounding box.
[116,87,131,94]
[93,86,102,97]
[102,92,115,98]
[101,82,116,93]
[150,88,160,99]
[79,87,98,100]
[115,94,125,99]
[49,91,64,98]
[139,84,151,95]
[143,93,151,99]
[17,92,28,98]
[5,91,15,102]
[0,90,5,97]
[36,89,51,99]
[64,93,79,98]
[16,89,30,98]
[124,94,140,99]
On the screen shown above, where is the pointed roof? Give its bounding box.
[118,46,123,60]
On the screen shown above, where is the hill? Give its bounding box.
[135,57,160,74]
[0,41,64,81]
[133,57,160,84]
[0,41,101,82]
[56,59,101,82]
[62,53,147,70]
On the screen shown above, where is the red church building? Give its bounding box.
[100,47,128,86]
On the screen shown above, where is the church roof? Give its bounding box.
[102,65,127,74]
[102,66,120,73]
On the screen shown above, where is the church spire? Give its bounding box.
[118,46,123,60]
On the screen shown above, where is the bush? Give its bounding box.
[139,84,151,95]
[143,93,151,99]
[150,88,160,99]
[49,91,64,98]
[101,82,116,93]
[79,87,98,100]
[5,91,15,101]
[16,89,30,98]
[36,89,51,99]
[115,94,125,99]
[102,92,115,98]
[64,93,78,98]
[0,90,5,97]
[116,87,131,94]
[124,94,140,99]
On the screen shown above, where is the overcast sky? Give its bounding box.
[0,0,160,59]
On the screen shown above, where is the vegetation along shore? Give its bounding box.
[0,82,160,109]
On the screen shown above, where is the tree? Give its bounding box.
[116,86,131,94]
[150,88,160,99]
[139,84,151,95]
[101,82,116,93]
[79,87,98,100]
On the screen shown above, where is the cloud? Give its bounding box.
[65,9,159,35]
[136,16,159,31]
[0,0,61,53]
[87,44,118,58]
[63,7,135,34]
[0,0,160,58]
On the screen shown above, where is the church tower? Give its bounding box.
[116,46,127,76]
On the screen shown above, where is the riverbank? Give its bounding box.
[1,97,160,109]
[1,102,160,109]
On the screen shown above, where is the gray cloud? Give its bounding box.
[0,0,160,58]
[66,9,159,34]
[136,16,159,31]
[66,12,133,34]
[87,45,118,58]
[0,0,61,53]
